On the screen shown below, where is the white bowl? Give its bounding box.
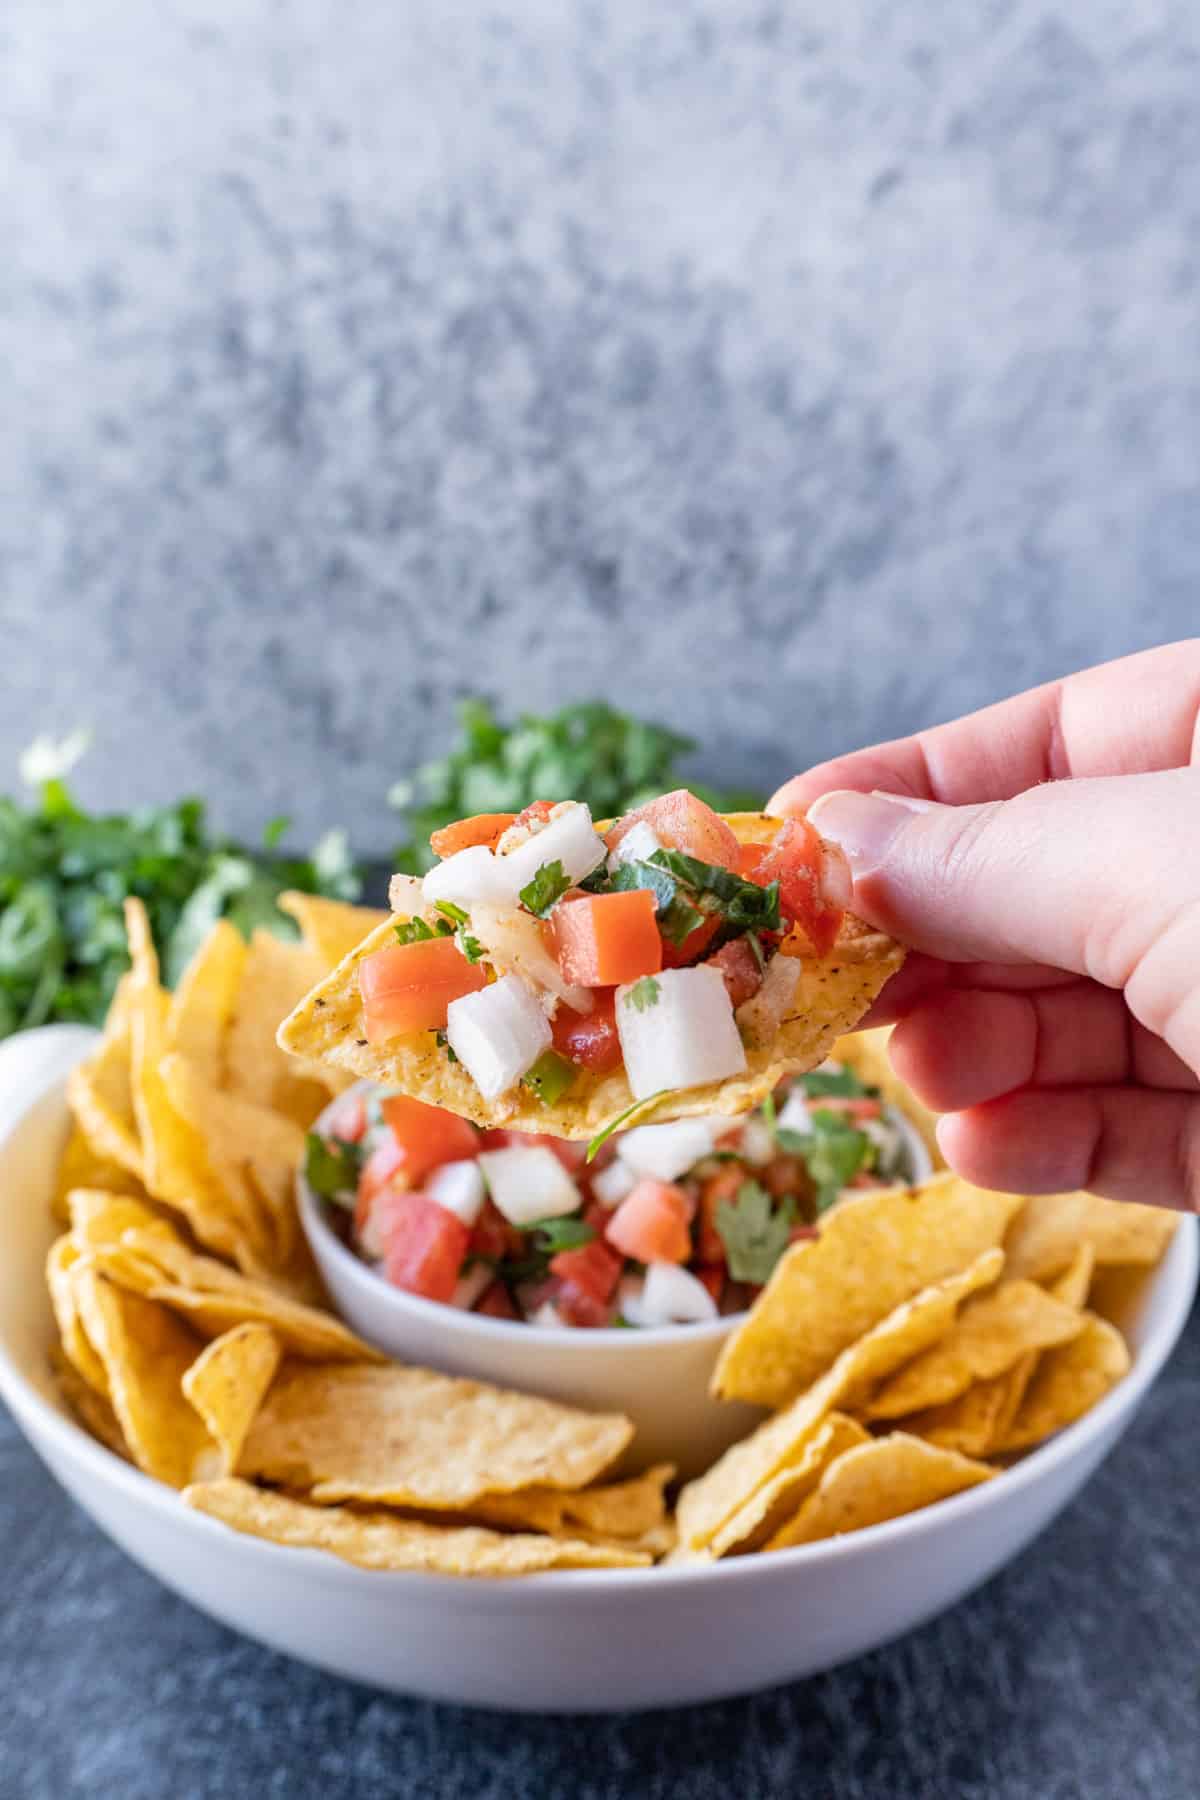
[1,1025,1194,1714]
[298,1083,936,1478]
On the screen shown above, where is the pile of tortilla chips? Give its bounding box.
[672,1173,1176,1560]
[47,896,672,1573]
[49,902,1177,1574]
[276,813,907,1139]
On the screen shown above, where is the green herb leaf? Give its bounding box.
[800,1065,869,1099]
[610,859,706,946]
[521,1049,576,1105]
[586,1089,672,1162]
[434,1029,460,1064]
[775,1126,812,1155]
[715,1180,793,1284]
[394,916,444,945]
[805,1111,873,1212]
[433,900,470,927]
[304,1132,362,1206]
[518,859,571,917]
[648,848,782,936]
[455,930,485,964]
[522,1216,596,1253]
[624,976,661,1014]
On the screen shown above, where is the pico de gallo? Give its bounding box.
[358,790,854,1112]
[303,1058,929,1328]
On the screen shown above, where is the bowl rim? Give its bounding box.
[298,1079,934,1349]
[2,1026,1195,1597]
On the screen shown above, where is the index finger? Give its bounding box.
[770,640,1200,814]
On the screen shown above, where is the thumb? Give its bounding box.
[805,770,1200,1064]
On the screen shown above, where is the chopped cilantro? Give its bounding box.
[434,1029,459,1064]
[610,859,706,945]
[625,976,661,1013]
[715,1180,793,1284]
[586,1089,672,1161]
[647,848,782,936]
[521,1049,576,1105]
[455,930,485,964]
[521,1216,596,1253]
[432,900,470,927]
[303,1132,362,1207]
[805,1111,874,1212]
[519,859,571,917]
[801,1065,869,1099]
[394,916,444,945]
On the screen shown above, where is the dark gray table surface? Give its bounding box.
[3,1304,1197,1800]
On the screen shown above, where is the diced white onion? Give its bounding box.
[499,801,607,892]
[615,1272,646,1325]
[776,1089,813,1137]
[735,954,801,1049]
[478,1144,581,1225]
[607,820,663,873]
[425,1158,486,1226]
[358,1202,387,1262]
[615,966,747,1100]
[451,1263,494,1311]
[617,1118,718,1182]
[590,1158,638,1209]
[469,903,592,1015]
[422,845,517,910]
[820,841,854,911]
[528,1300,567,1329]
[388,872,426,916]
[737,1116,777,1166]
[623,1262,718,1327]
[445,975,552,1100]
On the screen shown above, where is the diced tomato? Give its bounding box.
[378,1190,470,1302]
[549,1237,623,1305]
[379,1094,479,1185]
[696,1165,742,1264]
[705,938,764,1008]
[552,990,623,1073]
[501,1130,589,1174]
[693,1263,726,1306]
[605,1180,693,1265]
[323,1089,368,1144]
[515,800,556,828]
[428,812,517,858]
[470,1197,525,1262]
[756,817,844,957]
[554,1279,615,1328]
[476,1278,518,1320]
[355,1137,407,1236]
[605,790,740,871]
[763,1153,814,1205]
[737,842,774,884]
[807,1095,883,1120]
[552,890,663,987]
[660,914,721,968]
[359,938,488,1043]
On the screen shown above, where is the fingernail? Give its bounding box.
[806,790,916,873]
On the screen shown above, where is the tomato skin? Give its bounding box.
[378,1190,471,1302]
[660,915,720,968]
[551,990,623,1073]
[693,1263,726,1306]
[359,939,488,1043]
[355,1138,407,1236]
[605,1179,693,1265]
[476,1278,519,1320]
[515,800,556,828]
[379,1094,479,1185]
[552,891,663,987]
[757,818,844,957]
[605,790,740,871]
[696,1165,741,1264]
[705,938,763,1008]
[737,842,774,883]
[429,812,517,857]
[549,1237,623,1305]
[470,1197,525,1263]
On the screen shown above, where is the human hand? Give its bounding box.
[770,643,1200,1212]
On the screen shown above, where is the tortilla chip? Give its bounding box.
[183,1479,650,1573]
[70,1263,214,1487]
[52,1349,129,1459]
[831,1025,944,1171]
[182,1324,282,1475]
[67,1187,177,1250]
[993,1314,1131,1453]
[766,1433,996,1550]
[66,978,145,1181]
[676,1248,1002,1550]
[468,1463,674,1540]
[159,1051,305,1268]
[713,1174,1024,1407]
[708,1415,871,1558]
[47,1237,110,1396]
[53,1123,142,1225]
[864,1279,1084,1420]
[1046,1241,1097,1309]
[224,930,332,1125]
[166,917,247,1088]
[276,813,904,1139]
[85,1227,377,1362]
[1004,1191,1177,1283]
[237,1363,633,1509]
[277,891,390,970]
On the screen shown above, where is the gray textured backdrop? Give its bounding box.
[3,1,1198,855]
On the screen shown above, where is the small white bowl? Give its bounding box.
[2,1026,1194,1713]
[298,1084,934,1476]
